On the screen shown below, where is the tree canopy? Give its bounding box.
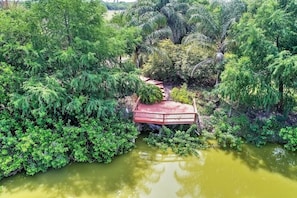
[219,0,297,114]
[1,0,297,182]
[0,0,142,180]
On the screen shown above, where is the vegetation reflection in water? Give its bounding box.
[0,138,297,198]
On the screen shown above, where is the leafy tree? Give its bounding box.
[219,0,297,114]
[109,12,142,58]
[254,0,297,113]
[0,0,142,119]
[0,0,142,180]
[268,51,297,113]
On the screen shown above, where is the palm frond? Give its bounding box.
[146,27,172,44]
[151,46,171,63]
[220,17,236,41]
[173,3,190,14]
[188,13,218,38]
[139,12,167,35]
[161,6,175,18]
[147,12,167,29]
[182,32,213,47]
[166,11,188,43]
[137,43,159,54]
[134,6,154,16]
[191,58,214,77]
[168,11,187,27]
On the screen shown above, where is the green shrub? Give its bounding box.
[0,111,139,181]
[144,125,208,156]
[204,101,216,115]
[215,130,243,151]
[280,127,297,151]
[211,111,243,151]
[246,117,282,147]
[170,84,195,104]
[142,40,185,84]
[137,84,163,104]
[142,50,175,82]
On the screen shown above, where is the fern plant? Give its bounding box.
[137,84,163,104]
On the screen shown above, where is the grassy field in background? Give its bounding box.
[105,10,123,20]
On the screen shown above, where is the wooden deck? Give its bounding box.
[133,76,198,125]
[133,98,198,125]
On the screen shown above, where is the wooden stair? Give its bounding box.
[140,76,166,100]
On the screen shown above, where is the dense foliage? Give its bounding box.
[0,0,141,181]
[142,39,215,85]
[211,112,243,151]
[1,0,297,182]
[126,0,297,153]
[280,127,297,151]
[144,125,208,156]
[214,0,297,151]
[0,114,138,179]
[219,0,297,114]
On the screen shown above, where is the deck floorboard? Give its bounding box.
[133,77,197,125]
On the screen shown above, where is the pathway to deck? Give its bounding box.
[133,77,198,125]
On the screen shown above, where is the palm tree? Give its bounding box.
[184,0,246,83]
[125,0,191,67]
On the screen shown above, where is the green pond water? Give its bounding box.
[0,138,297,198]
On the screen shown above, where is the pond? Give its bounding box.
[0,138,296,198]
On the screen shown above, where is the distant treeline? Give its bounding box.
[1,1,133,10]
[103,2,134,10]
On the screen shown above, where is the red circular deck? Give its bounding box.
[133,76,197,125]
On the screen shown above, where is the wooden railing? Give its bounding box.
[133,98,198,125]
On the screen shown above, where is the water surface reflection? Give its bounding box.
[0,141,297,198]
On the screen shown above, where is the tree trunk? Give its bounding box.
[64,12,72,47]
[215,72,220,85]
[119,55,122,66]
[277,79,284,114]
[133,46,141,68]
